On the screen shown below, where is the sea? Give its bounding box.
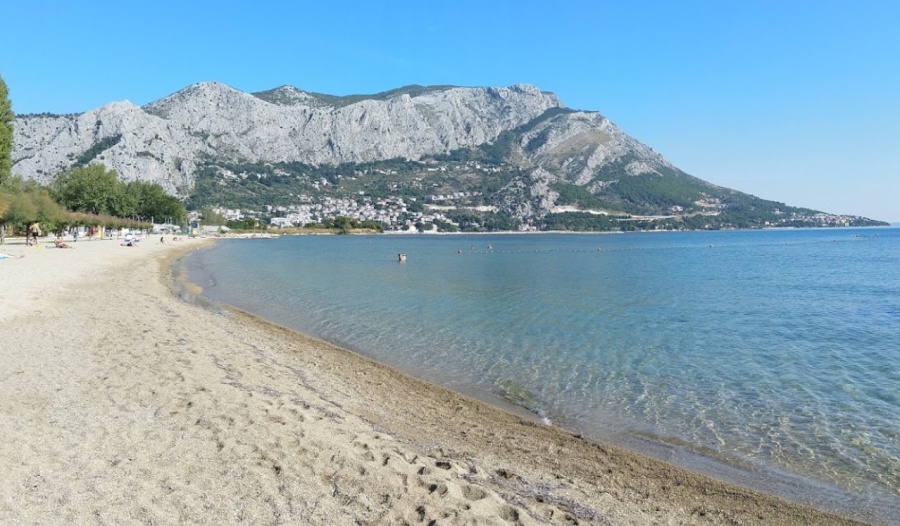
[178,228,900,522]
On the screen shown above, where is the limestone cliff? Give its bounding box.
[13,82,565,194]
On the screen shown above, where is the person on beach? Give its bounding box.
[160,236,166,244]
[124,232,134,245]
[54,236,73,249]
[27,222,41,246]
[121,232,139,247]
[0,252,24,259]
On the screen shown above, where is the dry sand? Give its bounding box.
[0,235,875,525]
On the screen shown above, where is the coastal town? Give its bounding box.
[197,195,879,233]
[187,155,886,233]
[208,194,486,232]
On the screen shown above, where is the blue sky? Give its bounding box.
[2,0,898,221]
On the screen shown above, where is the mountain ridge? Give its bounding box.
[10,81,887,229]
[11,81,567,194]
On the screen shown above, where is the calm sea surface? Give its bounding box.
[179,228,899,521]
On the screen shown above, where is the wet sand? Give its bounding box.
[0,236,875,524]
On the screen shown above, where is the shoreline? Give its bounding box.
[242,223,895,237]
[178,237,897,524]
[0,237,880,524]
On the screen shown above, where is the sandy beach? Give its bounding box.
[0,236,874,525]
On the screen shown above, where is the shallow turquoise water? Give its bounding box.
[181,228,900,521]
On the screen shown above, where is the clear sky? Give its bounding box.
[2,0,898,221]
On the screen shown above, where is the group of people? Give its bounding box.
[21,222,147,248]
[19,224,185,249]
[24,222,77,248]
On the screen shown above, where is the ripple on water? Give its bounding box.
[185,230,900,520]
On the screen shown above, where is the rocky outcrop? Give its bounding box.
[14,100,198,194]
[12,82,564,194]
[478,109,682,220]
[517,110,672,181]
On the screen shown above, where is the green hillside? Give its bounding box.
[187,109,888,232]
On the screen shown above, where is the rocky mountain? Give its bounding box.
[10,81,885,229]
[13,82,562,193]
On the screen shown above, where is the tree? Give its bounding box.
[0,188,17,244]
[124,181,186,224]
[0,72,13,189]
[31,188,67,227]
[0,184,67,241]
[51,164,122,215]
[3,189,37,231]
[200,206,225,226]
[226,217,259,230]
[50,165,186,227]
[0,178,38,243]
[333,216,353,234]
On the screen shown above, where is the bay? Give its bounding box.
[179,228,900,521]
